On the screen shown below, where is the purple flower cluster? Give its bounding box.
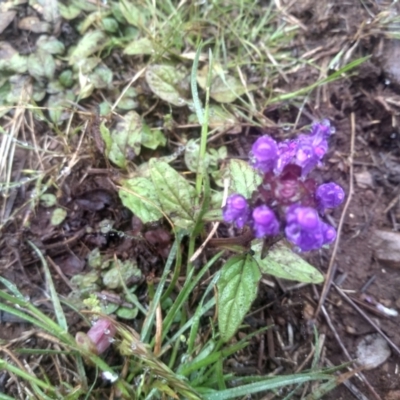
[223,120,344,252]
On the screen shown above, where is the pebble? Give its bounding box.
[356,333,391,370]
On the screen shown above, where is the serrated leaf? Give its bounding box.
[124,37,155,55]
[218,254,261,342]
[108,111,142,168]
[149,159,196,228]
[51,208,67,226]
[69,30,108,66]
[228,159,261,199]
[119,177,163,223]
[145,64,189,107]
[252,240,325,283]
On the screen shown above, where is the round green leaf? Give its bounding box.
[40,193,57,208]
[117,306,138,319]
[51,208,67,226]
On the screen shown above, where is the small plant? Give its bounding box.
[223,119,345,252]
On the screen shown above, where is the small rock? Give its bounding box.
[345,325,357,335]
[356,333,391,370]
[370,230,400,268]
[355,170,374,188]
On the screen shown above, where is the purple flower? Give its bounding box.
[275,139,298,175]
[310,119,335,139]
[316,182,345,212]
[285,205,336,251]
[250,136,279,172]
[252,205,279,238]
[223,194,250,228]
[294,120,334,176]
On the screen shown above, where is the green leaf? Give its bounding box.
[28,49,56,80]
[145,64,189,107]
[119,177,163,223]
[0,42,28,73]
[40,193,57,208]
[50,208,67,226]
[108,111,142,168]
[102,260,142,289]
[88,248,102,269]
[59,70,73,88]
[89,65,113,89]
[123,37,156,55]
[197,64,255,103]
[58,3,81,20]
[184,138,210,172]
[36,35,65,54]
[208,105,240,132]
[101,17,119,33]
[149,158,197,229]
[119,0,147,27]
[141,125,166,150]
[227,159,262,199]
[252,240,324,283]
[69,30,108,66]
[117,306,138,319]
[100,120,112,156]
[217,254,261,342]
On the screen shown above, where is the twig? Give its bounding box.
[315,112,356,318]
[325,358,370,400]
[334,284,400,358]
[313,287,383,400]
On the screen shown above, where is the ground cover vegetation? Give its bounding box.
[1,0,400,399]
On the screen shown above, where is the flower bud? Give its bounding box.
[249,135,278,172]
[316,182,345,211]
[252,205,279,238]
[76,318,116,355]
[223,194,250,229]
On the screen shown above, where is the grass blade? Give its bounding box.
[28,240,68,332]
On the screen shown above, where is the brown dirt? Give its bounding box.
[1,0,400,399]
